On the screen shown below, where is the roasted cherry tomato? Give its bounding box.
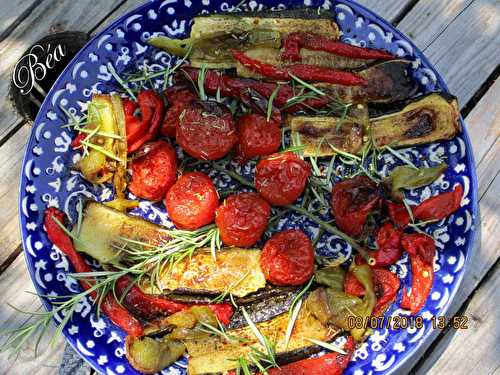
[401,233,436,266]
[260,229,314,286]
[372,222,403,266]
[129,141,177,201]
[165,172,219,230]
[344,267,401,316]
[161,87,198,138]
[330,175,380,237]
[255,152,311,206]
[215,192,271,247]
[176,101,237,160]
[236,113,281,162]
[268,336,355,375]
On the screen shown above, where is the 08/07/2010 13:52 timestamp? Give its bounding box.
[347,315,470,330]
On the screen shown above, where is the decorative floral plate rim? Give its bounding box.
[18,0,479,374]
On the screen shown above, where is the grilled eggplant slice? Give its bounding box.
[370,93,461,148]
[184,292,338,374]
[287,103,368,156]
[73,202,168,264]
[143,248,266,298]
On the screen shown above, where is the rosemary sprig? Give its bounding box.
[289,74,326,96]
[267,84,280,121]
[211,270,250,306]
[241,307,278,369]
[284,277,314,348]
[107,62,136,100]
[197,64,208,101]
[306,338,346,355]
[384,146,418,170]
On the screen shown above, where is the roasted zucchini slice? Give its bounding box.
[287,103,368,156]
[190,9,339,40]
[370,93,461,148]
[73,202,168,264]
[144,248,267,298]
[184,292,338,374]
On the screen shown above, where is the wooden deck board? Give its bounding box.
[0,125,30,266]
[0,0,40,41]
[0,1,499,374]
[400,0,500,106]
[0,0,123,145]
[0,256,65,375]
[415,260,500,375]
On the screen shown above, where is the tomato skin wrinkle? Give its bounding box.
[255,152,311,206]
[236,113,281,162]
[129,141,177,201]
[176,100,237,160]
[161,87,198,138]
[260,229,314,286]
[372,222,403,266]
[330,175,380,237]
[215,192,271,247]
[165,172,219,230]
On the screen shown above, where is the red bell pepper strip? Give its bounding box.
[43,208,144,337]
[208,304,234,326]
[114,276,234,325]
[344,268,401,316]
[71,133,86,149]
[385,200,412,228]
[372,222,403,266]
[400,253,434,315]
[401,233,436,266]
[267,336,355,375]
[282,32,394,61]
[125,90,165,153]
[386,184,463,228]
[231,49,368,86]
[414,184,463,222]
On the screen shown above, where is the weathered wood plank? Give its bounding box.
[404,77,500,374]
[464,78,500,168]
[416,260,500,375]
[91,0,144,36]
[0,125,30,266]
[92,0,414,37]
[0,0,124,144]
[340,0,414,22]
[398,0,474,50]
[401,0,500,106]
[0,256,65,375]
[0,0,40,41]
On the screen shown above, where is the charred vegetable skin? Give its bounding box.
[149,9,340,68]
[44,208,145,337]
[370,93,461,148]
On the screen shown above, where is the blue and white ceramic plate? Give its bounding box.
[19,0,478,374]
